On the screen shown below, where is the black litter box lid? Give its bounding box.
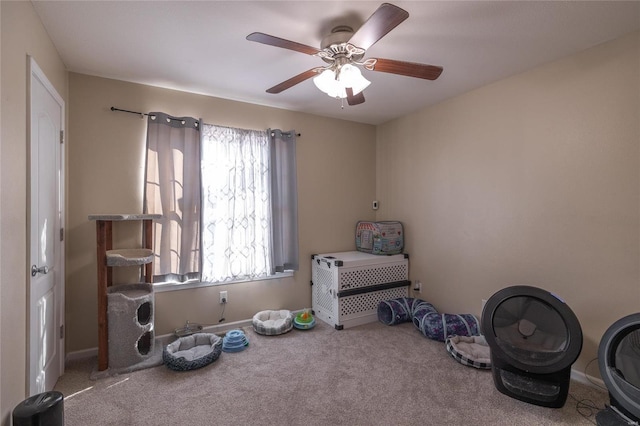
[481,285,583,375]
[598,313,640,422]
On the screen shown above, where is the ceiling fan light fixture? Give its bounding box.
[313,69,342,97]
[313,65,370,99]
[339,64,370,95]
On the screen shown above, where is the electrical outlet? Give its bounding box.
[220,291,228,304]
[413,280,421,292]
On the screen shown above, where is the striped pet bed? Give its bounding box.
[252,310,293,336]
[445,335,491,369]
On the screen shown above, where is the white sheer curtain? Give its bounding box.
[144,112,201,283]
[200,124,272,283]
[146,117,299,285]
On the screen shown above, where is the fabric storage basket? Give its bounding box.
[311,251,410,329]
[355,221,404,255]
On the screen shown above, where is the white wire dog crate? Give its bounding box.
[311,251,410,330]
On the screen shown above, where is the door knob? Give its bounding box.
[31,265,49,277]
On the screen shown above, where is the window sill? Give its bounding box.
[153,271,294,293]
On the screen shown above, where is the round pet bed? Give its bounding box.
[445,335,491,369]
[163,333,223,371]
[252,310,293,336]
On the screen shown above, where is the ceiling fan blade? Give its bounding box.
[247,32,320,56]
[346,88,365,106]
[266,69,319,94]
[348,3,409,50]
[368,58,443,80]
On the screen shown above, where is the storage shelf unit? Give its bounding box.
[88,214,161,371]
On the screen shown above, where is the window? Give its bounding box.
[144,112,298,288]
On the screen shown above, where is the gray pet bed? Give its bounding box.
[252,310,293,336]
[445,335,491,369]
[163,333,223,371]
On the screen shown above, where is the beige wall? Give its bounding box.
[0,1,68,424]
[67,73,376,352]
[376,31,640,376]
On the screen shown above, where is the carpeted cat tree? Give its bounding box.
[107,283,155,369]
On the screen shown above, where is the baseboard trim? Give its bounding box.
[571,368,606,390]
[65,318,254,363]
[65,347,98,362]
[198,319,253,335]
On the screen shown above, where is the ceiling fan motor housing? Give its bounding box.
[318,26,364,64]
[320,26,354,49]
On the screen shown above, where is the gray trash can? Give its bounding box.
[12,391,64,426]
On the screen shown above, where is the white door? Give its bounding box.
[29,57,65,395]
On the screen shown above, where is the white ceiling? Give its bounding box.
[32,1,640,125]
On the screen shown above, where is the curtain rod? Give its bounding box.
[111,106,300,137]
[272,130,302,137]
[111,106,149,117]
[110,107,164,120]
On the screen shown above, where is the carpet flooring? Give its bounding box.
[54,319,609,425]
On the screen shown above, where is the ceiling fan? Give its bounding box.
[246,3,443,106]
